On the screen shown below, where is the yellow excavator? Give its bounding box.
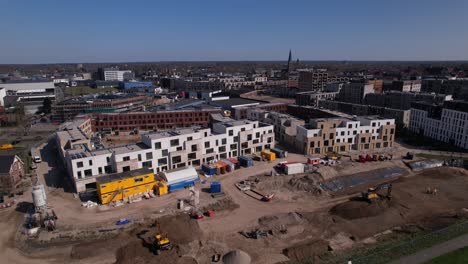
[152,221,173,255]
[361,183,392,203]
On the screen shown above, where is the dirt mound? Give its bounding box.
[284,239,329,261]
[157,214,203,244]
[259,212,305,229]
[330,199,394,220]
[288,176,323,195]
[115,240,194,264]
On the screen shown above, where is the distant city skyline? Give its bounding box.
[1,0,468,64]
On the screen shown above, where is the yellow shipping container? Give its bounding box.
[96,168,156,204]
[0,144,13,150]
[261,150,276,161]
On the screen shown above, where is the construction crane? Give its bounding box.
[152,221,173,255]
[361,183,392,203]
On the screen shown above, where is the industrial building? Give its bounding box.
[0,80,55,94]
[295,91,339,106]
[56,117,274,192]
[98,67,133,81]
[409,100,468,149]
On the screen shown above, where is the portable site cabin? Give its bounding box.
[159,166,200,192]
[221,159,235,172]
[307,157,321,165]
[238,156,253,168]
[202,164,217,176]
[261,150,276,161]
[271,147,287,158]
[227,157,240,169]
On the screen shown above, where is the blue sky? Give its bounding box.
[1,0,468,63]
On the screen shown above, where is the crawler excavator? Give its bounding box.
[151,221,173,255]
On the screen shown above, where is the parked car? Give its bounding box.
[33,156,42,163]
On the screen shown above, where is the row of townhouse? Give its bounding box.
[409,100,468,149]
[57,118,275,192]
[246,109,396,156]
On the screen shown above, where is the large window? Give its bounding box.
[158,158,167,165]
[146,152,153,160]
[162,149,168,156]
[142,161,152,168]
[123,156,130,161]
[219,146,226,152]
[77,161,83,168]
[206,148,214,154]
[154,142,161,149]
[230,143,237,149]
[191,144,198,152]
[172,156,181,164]
[188,152,196,160]
[205,141,210,148]
[170,139,179,147]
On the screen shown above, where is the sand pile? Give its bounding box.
[283,239,329,261]
[329,199,394,220]
[223,250,251,264]
[288,176,323,194]
[259,212,305,229]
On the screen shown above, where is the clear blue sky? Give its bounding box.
[1,0,468,63]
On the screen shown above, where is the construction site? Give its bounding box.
[2,139,468,264]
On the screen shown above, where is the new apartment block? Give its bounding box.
[57,118,274,192]
[338,83,375,104]
[409,100,468,149]
[296,116,396,155]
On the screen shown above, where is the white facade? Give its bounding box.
[0,81,55,94]
[59,119,274,192]
[0,88,5,106]
[104,70,132,81]
[410,104,468,149]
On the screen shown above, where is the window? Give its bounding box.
[206,148,214,154]
[172,156,181,164]
[361,138,366,143]
[222,138,227,145]
[146,152,153,160]
[390,128,395,134]
[123,156,130,161]
[233,136,239,142]
[84,169,92,176]
[348,138,352,143]
[188,152,196,160]
[134,177,143,183]
[230,143,237,149]
[228,130,233,136]
[219,146,226,152]
[122,166,130,172]
[154,142,161,149]
[142,161,152,168]
[162,149,168,156]
[77,161,83,168]
[170,139,179,147]
[158,158,167,165]
[324,140,329,146]
[106,157,110,162]
[77,171,82,178]
[187,136,192,141]
[138,154,142,161]
[191,144,198,152]
[98,167,103,174]
[256,132,260,138]
[89,160,93,166]
[205,142,210,148]
[247,135,252,141]
[241,128,245,132]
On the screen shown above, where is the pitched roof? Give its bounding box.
[0,155,16,174]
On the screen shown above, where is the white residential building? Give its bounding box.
[409,100,468,149]
[57,118,274,192]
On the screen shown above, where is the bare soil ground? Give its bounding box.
[4,151,468,264]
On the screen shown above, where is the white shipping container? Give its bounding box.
[285,163,305,175]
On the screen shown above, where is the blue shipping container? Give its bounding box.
[202,164,216,176]
[210,181,221,193]
[239,156,253,167]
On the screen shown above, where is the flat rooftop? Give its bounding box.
[96,168,153,184]
[143,127,204,140]
[209,98,261,108]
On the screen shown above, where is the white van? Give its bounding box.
[33,156,42,163]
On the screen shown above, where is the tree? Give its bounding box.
[42,98,52,114]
